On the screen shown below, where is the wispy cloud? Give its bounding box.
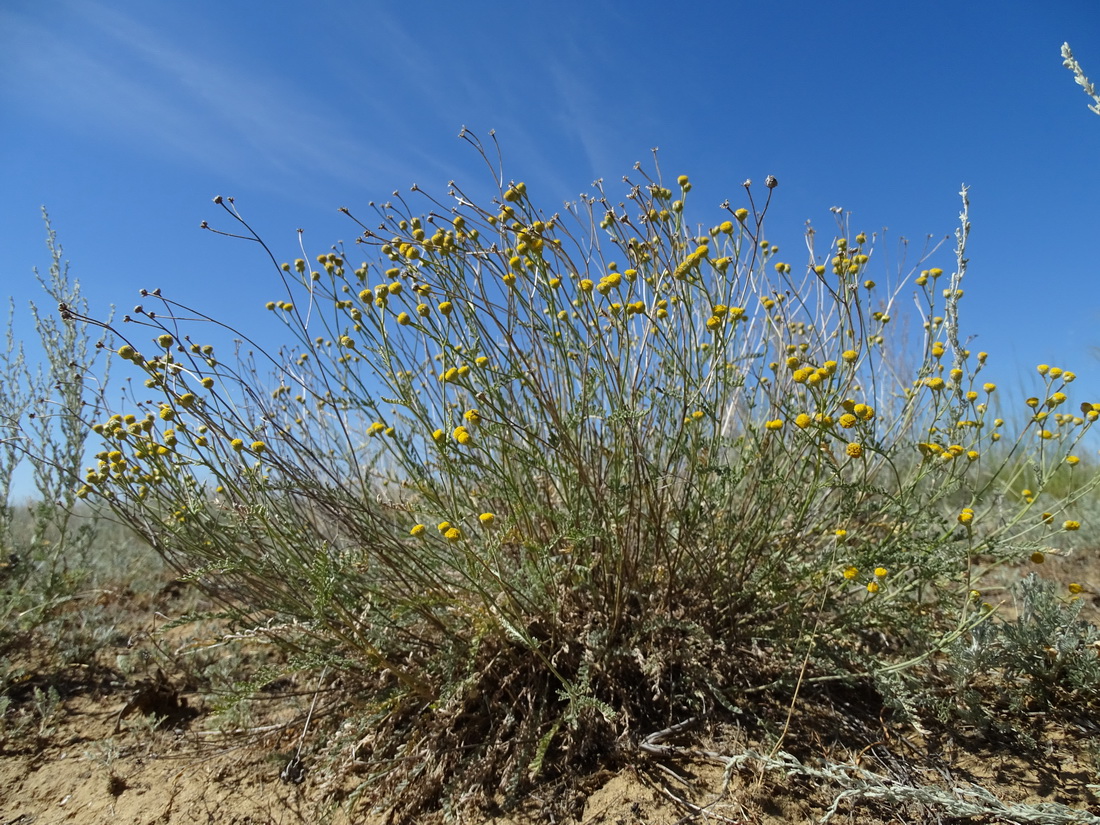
[1,2,421,198]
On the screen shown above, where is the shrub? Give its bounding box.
[1,210,122,692]
[71,133,1099,817]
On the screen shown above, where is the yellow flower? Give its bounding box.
[838,413,858,429]
[1037,364,1050,375]
[478,512,495,526]
[794,413,812,429]
[866,581,880,594]
[1069,582,1084,595]
[841,349,858,363]
[846,442,863,459]
[230,438,244,451]
[157,334,174,348]
[251,441,266,453]
[397,312,412,325]
[1066,455,1080,466]
[1064,520,1081,531]
[957,509,974,525]
[437,521,451,533]
[417,303,431,317]
[410,523,427,537]
[1031,551,1045,564]
[734,208,749,222]
[924,377,945,391]
[764,419,784,430]
[464,409,481,424]
[201,377,214,389]
[444,527,463,542]
[842,566,858,580]
[432,428,445,443]
[438,301,454,315]
[874,567,888,578]
[453,426,472,445]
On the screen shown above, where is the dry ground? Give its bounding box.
[3,558,1100,825]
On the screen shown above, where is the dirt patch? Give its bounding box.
[3,572,1099,824]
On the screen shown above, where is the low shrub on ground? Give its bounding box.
[62,133,1099,818]
[0,212,139,699]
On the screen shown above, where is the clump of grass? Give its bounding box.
[70,133,1099,819]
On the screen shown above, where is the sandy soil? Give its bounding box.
[3,561,1099,825]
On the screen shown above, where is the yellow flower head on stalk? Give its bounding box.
[794,413,812,429]
[839,413,858,429]
[410,524,427,537]
[1031,551,1046,564]
[764,419,784,430]
[842,566,858,580]
[464,409,482,424]
[958,508,974,525]
[853,404,874,421]
[846,442,863,459]
[866,581,880,594]
[479,512,495,527]
[1064,520,1081,531]
[453,426,473,445]
[874,567,888,578]
[444,527,463,542]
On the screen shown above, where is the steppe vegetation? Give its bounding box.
[4,45,1100,821]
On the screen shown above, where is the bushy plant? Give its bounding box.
[0,211,138,708]
[69,133,1099,817]
[1,212,114,624]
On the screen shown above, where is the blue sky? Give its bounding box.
[3,1,1100,494]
